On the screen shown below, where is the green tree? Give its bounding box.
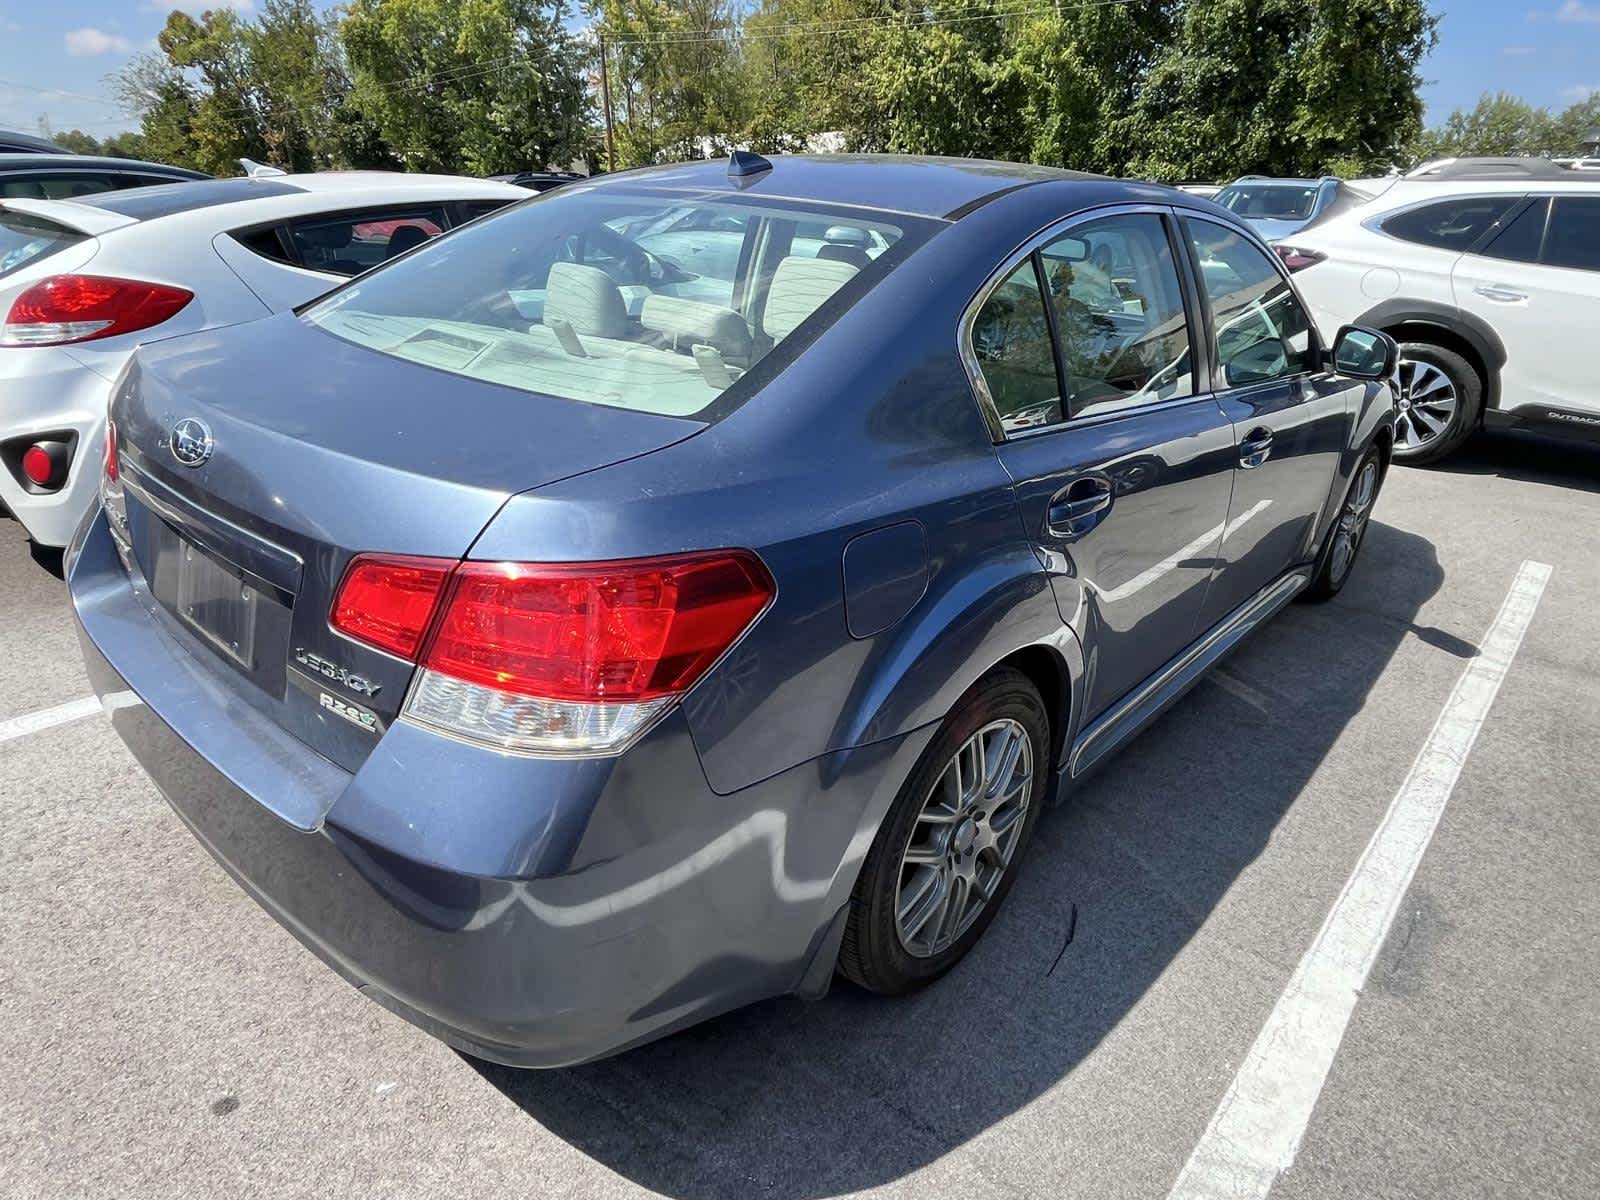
[342,0,593,174]
[52,129,104,155]
[1122,0,1437,180]
[1410,92,1557,160]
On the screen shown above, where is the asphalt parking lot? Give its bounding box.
[2,432,1597,1200]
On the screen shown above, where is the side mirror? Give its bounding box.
[1330,325,1397,379]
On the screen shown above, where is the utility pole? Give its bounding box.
[599,35,616,174]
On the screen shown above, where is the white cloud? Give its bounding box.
[1503,46,1537,56]
[1563,84,1600,100]
[1558,1,1600,22]
[64,28,134,56]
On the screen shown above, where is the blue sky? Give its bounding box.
[0,1,1596,144]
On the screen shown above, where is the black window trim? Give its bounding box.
[1178,211,1326,398]
[958,202,1218,444]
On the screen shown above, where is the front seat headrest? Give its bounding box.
[544,261,629,338]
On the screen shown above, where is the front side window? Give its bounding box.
[1186,220,1316,387]
[289,207,448,277]
[1541,197,1600,271]
[1041,213,1193,418]
[1380,197,1516,252]
[303,189,923,420]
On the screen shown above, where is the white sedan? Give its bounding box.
[0,171,527,548]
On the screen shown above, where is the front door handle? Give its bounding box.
[1473,285,1528,304]
[1046,476,1113,539]
[1239,426,1274,469]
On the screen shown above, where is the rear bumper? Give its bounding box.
[0,346,119,548]
[70,512,928,1066]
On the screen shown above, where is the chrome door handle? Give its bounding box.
[1239,427,1274,469]
[1473,285,1528,303]
[1047,476,1113,539]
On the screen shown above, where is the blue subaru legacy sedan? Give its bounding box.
[68,154,1397,1067]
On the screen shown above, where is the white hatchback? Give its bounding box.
[0,172,527,548]
[1275,163,1600,462]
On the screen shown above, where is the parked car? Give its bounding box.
[0,130,68,154]
[1274,161,1600,461]
[0,172,526,549]
[1,152,208,199]
[490,170,584,192]
[1212,175,1368,243]
[68,154,1396,1068]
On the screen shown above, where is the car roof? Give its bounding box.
[0,130,68,154]
[0,152,209,176]
[65,172,525,222]
[583,154,1103,220]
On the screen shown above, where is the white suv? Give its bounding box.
[1275,159,1600,462]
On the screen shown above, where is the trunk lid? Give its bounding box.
[112,311,701,771]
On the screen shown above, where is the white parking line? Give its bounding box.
[1168,558,1553,1200]
[0,696,103,745]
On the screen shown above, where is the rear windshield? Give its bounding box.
[301,186,932,421]
[1215,184,1319,221]
[77,177,302,220]
[0,209,82,279]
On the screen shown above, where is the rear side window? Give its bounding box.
[970,259,1061,432]
[1479,198,1549,264]
[1042,213,1193,418]
[288,208,447,277]
[303,189,925,421]
[0,209,82,279]
[1380,198,1516,251]
[1186,219,1316,387]
[0,172,121,200]
[1541,197,1600,271]
[233,226,294,265]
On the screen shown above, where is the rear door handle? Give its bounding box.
[1046,476,1113,539]
[1239,427,1274,469]
[1473,285,1528,304]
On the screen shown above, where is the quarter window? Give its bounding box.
[970,259,1062,432]
[1541,197,1600,271]
[1380,198,1516,252]
[1186,220,1317,387]
[288,207,448,277]
[1479,198,1548,264]
[1040,214,1193,418]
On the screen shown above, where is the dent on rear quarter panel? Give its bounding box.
[473,184,1113,796]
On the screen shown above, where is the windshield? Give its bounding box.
[1214,184,1320,222]
[303,186,926,420]
[0,209,83,279]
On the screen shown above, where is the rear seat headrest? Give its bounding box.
[545,262,628,338]
[639,295,752,359]
[763,256,859,342]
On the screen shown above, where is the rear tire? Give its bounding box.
[1301,446,1384,603]
[1391,341,1482,464]
[838,667,1048,995]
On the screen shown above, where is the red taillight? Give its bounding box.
[103,419,119,483]
[421,553,775,702]
[18,439,70,489]
[1274,245,1326,273]
[2,275,193,347]
[330,554,453,660]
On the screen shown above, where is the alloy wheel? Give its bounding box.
[1392,357,1459,453]
[894,718,1034,958]
[1328,458,1379,587]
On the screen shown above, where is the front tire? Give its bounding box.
[1302,446,1384,603]
[1391,342,1481,464]
[838,667,1048,994]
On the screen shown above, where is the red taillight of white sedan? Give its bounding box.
[330,550,776,755]
[0,274,193,347]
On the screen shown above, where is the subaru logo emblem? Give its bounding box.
[169,418,213,468]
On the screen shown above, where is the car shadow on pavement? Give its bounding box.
[1441,430,1600,494]
[469,519,1443,1200]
